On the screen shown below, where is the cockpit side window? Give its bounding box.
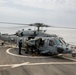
[49,40,55,46]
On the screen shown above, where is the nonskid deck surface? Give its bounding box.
[0,43,76,75]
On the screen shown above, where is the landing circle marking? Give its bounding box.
[6,48,76,61]
[6,48,48,58]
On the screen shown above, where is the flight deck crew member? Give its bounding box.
[25,39,29,54]
[18,39,22,55]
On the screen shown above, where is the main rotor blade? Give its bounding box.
[0,25,29,28]
[49,26,76,29]
[0,22,29,25]
[0,22,50,27]
[0,22,75,29]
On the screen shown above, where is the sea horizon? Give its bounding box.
[0,27,76,45]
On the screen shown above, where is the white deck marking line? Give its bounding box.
[25,62,76,66]
[0,62,76,68]
[6,48,28,58]
[11,62,29,68]
[6,48,76,61]
[63,56,76,62]
[0,62,29,68]
[6,48,48,58]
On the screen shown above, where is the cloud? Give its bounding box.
[0,0,76,27]
[0,0,7,4]
[0,0,76,13]
[5,0,76,10]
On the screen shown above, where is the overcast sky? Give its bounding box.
[0,0,76,27]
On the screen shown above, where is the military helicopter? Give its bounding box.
[0,22,75,56]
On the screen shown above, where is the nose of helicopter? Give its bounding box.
[63,48,73,53]
[57,47,72,54]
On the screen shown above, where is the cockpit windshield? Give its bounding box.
[59,38,66,46]
[54,38,66,46]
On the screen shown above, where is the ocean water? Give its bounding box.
[0,27,76,45]
[47,28,76,45]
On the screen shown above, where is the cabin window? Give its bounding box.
[41,40,45,46]
[49,40,55,46]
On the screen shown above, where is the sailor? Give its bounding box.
[1,42,5,46]
[34,39,40,55]
[25,39,29,54]
[18,39,22,55]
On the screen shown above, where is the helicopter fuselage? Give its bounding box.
[0,32,74,56]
